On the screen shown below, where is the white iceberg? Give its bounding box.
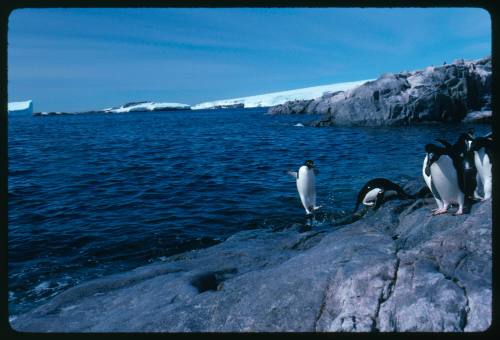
[103,101,190,113]
[8,100,33,115]
[191,80,373,110]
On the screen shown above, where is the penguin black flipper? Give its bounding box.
[450,151,466,195]
[373,190,385,210]
[384,180,411,199]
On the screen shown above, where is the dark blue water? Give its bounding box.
[8,108,490,316]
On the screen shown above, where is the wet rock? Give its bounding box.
[11,182,491,332]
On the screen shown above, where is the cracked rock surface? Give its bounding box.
[11,181,491,332]
[268,57,491,126]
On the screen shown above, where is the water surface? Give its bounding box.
[8,107,490,315]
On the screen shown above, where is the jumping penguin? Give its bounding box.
[471,132,493,200]
[423,143,465,215]
[353,178,410,213]
[288,160,320,215]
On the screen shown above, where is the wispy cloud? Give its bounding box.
[8,8,491,111]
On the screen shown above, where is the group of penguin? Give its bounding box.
[288,130,492,217]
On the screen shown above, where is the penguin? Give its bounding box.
[471,132,492,200]
[422,146,444,212]
[353,178,410,213]
[424,143,465,215]
[288,160,320,215]
[437,132,477,202]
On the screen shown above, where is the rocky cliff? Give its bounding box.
[10,180,491,332]
[268,57,491,126]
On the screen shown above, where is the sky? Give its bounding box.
[8,8,491,112]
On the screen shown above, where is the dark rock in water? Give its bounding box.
[268,91,346,115]
[11,181,491,332]
[268,99,314,114]
[206,103,245,110]
[122,101,150,108]
[268,57,491,126]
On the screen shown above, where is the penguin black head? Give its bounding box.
[456,131,475,152]
[424,143,444,176]
[304,160,314,169]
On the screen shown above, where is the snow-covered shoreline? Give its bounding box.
[191,80,372,110]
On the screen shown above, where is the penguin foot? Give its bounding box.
[453,210,464,216]
[432,208,448,215]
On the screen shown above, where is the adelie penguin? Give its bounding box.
[353,178,410,213]
[423,142,465,215]
[288,160,320,216]
[436,132,478,203]
[471,132,493,200]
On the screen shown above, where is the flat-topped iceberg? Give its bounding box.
[8,100,33,115]
[191,80,372,110]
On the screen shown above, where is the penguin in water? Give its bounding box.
[288,160,320,216]
[424,143,465,215]
[471,132,492,200]
[353,178,410,213]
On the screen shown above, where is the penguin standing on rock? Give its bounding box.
[423,143,465,215]
[423,148,444,212]
[471,132,493,200]
[436,132,477,203]
[288,160,320,216]
[353,178,410,213]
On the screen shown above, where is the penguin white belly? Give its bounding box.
[423,155,443,209]
[430,156,462,204]
[362,188,382,206]
[474,149,492,199]
[296,166,316,214]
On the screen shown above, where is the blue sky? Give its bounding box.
[8,8,491,112]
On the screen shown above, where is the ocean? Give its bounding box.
[7,107,490,316]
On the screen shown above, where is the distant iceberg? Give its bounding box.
[32,101,192,116]
[8,100,33,115]
[102,101,190,113]
[191,80,372,110]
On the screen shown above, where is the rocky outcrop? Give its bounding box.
[269,57,491,126]
[10,180,491,332]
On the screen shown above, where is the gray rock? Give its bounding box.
[268,57,491,126]
[11,182,491,332]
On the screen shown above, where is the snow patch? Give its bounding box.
[192,80,372,110]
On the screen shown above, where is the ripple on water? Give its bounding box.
[7,109,491,315]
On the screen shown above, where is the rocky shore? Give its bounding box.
[11,180,491,332]
[268,57,491,126]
